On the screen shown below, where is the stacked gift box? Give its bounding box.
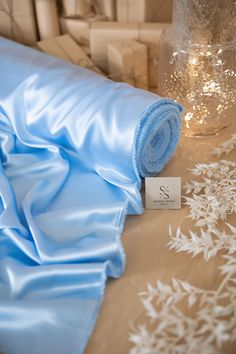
[0,0,37,45]
[0,0,173,90]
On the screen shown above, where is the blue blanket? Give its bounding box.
[0,37,181,354]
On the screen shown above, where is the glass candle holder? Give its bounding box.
[158,0,236,137]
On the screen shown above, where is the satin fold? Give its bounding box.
[0,37,182,354]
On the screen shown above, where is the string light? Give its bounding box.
[158,0,236,137]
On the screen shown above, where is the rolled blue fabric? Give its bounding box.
[0,37,181,354]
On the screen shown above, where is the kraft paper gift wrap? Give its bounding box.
[93,0,116,20]
[61,0,116,19]
[0,0,37,45]
[60,14,107,46]
[116,0,173,23]
[107,39,148,89]
[0,37,181,354]
[37,34,103,75]
[61,0,93,17]
[90,21,168,88]
[35,0,60,40]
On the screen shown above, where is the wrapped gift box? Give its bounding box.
[60,14,106,46]
[107,39,148,89]
[60,0,115,20]
[0,0,37,45]
[90,22,168,87]
[94,0,116,21]
[107,40,135,86]
[91,22,138,72]
[37,34,103,75]
[61,0,93,17]
[117,0,172,23]
[35,0,60,40]
[129,39,148,89]
[139,23,167,88]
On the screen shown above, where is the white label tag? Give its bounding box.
[145,177,181,209]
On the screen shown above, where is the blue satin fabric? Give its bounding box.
[0,37,182,354]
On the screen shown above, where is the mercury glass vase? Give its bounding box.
[158,0,236,137]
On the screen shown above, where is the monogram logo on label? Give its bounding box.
[160,185,170,200]
[145,177,181,209]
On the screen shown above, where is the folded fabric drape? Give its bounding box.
[0,37,181,354]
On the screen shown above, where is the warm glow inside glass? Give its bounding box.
[158,0,236,137]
